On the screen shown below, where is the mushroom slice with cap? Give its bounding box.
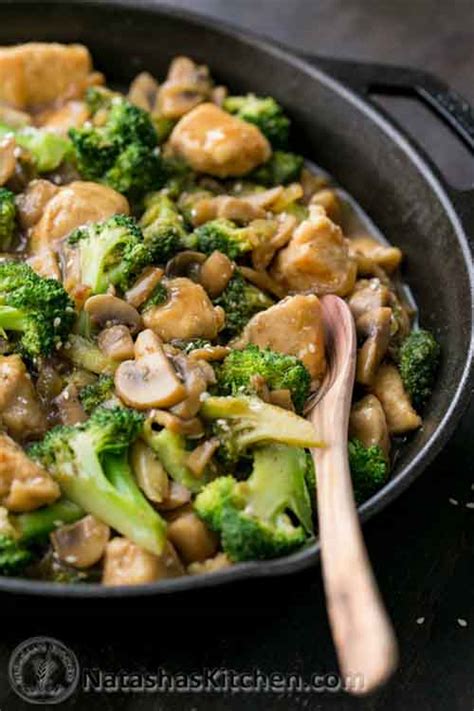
[102,537,185,586]
[84,294,142,334]
[370,363,421,434]
[125,267,164,309]
[171,353,215,420]
[54,383,87,425]
[199,251,234,298]
[114,329,186,410]
[356,307,392,386]
[186,438,220,478]
[97,325,135,362]
[130,440,170,504]
[348,278,390,320]
[156,481,192,511]
[349,394,390,459]
[51,515,110,569]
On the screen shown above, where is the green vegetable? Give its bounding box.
[0,188,16,249]
[399,329,440,408]
[140,192,189,263]
[69,88,165,198]
[0,123,71,172]
[216,344,311,413]
[29,407,167,556]
[142,425,209,493]
[251,151,304,186]
[348,438,388,504]
[200,395,321,466]
[214,272,274,339]
[192,218,257,260]
[68,214,151,294]
[63,334,118,376]
[79,375,115,414]
[0,261,75,359]
[223,94,290,148]
[195,444,314,561]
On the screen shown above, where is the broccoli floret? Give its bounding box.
[142,424,210,493]
[251,151,304,186]
[223,94,290,148]
[68,214,151,294]
[0,123,71,172]
[200,395,321,466]
[69,90,164,198]
[399,329,440,408]
[0,261,75,359]
[216,344,310,413]
[0,188,16,249]
[0,498,84,576]
[195,444,313,561]
[348,438,388,504]
[192,218,258,260]
[79,375,115,414]
[140,192,190,262]
[214,273,274,339]
[30,407,167,555]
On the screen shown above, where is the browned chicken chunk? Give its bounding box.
[169,103,271,177]
[143,277,225,341]
[102,538,185,586]
[0,432,59,512]
[0,43,101,109]
[0,355,45,440]
[270,206,356,296]
[234,294,326,384]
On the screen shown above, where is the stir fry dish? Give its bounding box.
[0,44,440,586]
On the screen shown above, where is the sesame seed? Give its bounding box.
[416,617,425,625]
[53,317,61,328]
[449,498,459,506]
[457,618,468,628]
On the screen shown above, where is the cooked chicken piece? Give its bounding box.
[29,181,129,251]
[27,249,62,281]
[143,277,225,341]
[270,206,357,296]
[0,355,45,440]
[252,214,297,271]
[234,294,326,384]
[191,195,266,226]
[169,103,271,178]
[0,135,16,186]
[349,394,390,458]
[188,552,231,576]
[356,307,392,386]
[16,179,59,231]
[167,511,219,565]
[102,538,185,586]
[0,432,59,512]
[371,363,422,434]
[38,100,89,135]
[348,278,390,320]
[310,188,343,225]
[0,43,101,109]
[158,56,213,119]
[350,235,402,275]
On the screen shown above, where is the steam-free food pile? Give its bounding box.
[0,44,439,585]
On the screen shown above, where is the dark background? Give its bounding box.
[0,1,473,710]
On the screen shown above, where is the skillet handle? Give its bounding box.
[302,56,474,238]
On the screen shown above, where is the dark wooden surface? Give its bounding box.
[0,2,473,709]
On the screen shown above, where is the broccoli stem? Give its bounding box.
[143,427,205,493]
[0,306,28,332]
[14,499,84,542]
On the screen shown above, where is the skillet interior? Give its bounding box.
[0,0,472,597]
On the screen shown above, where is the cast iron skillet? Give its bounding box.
[0,0,472,598]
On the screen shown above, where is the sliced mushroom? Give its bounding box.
[167,511,219,565]
[171,354,215,420]
[349,394,390,459]
[198,251,234,298]
[252,214,297,271]
[238,266,286,299]
[54,383,87,425]
[187,344,231,362]
[115,330,186,410]
[0,134,16,186]
[130,439,169,504]
[157,56,213,119]
[348,278,390,320]
[370,363,422,434]
[186,438,220,478]
[191,195,266,226]
[84,294,142,334]
[268,389,295,411]
[51,515,110,569]
[102,537,185,586]
[155,481,192,511]
[165,251,206,280]
[128,71,160,112]
[125,267,164,309]
[356,307,392,385]
[310,188,343,225]
[300,168,329,203]
[147,409,205,437]
[97,325,135,362]
[350,235,402,275]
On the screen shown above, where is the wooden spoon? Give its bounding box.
[308,294,398,694]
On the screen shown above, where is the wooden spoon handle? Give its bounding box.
[311,296,398,694]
